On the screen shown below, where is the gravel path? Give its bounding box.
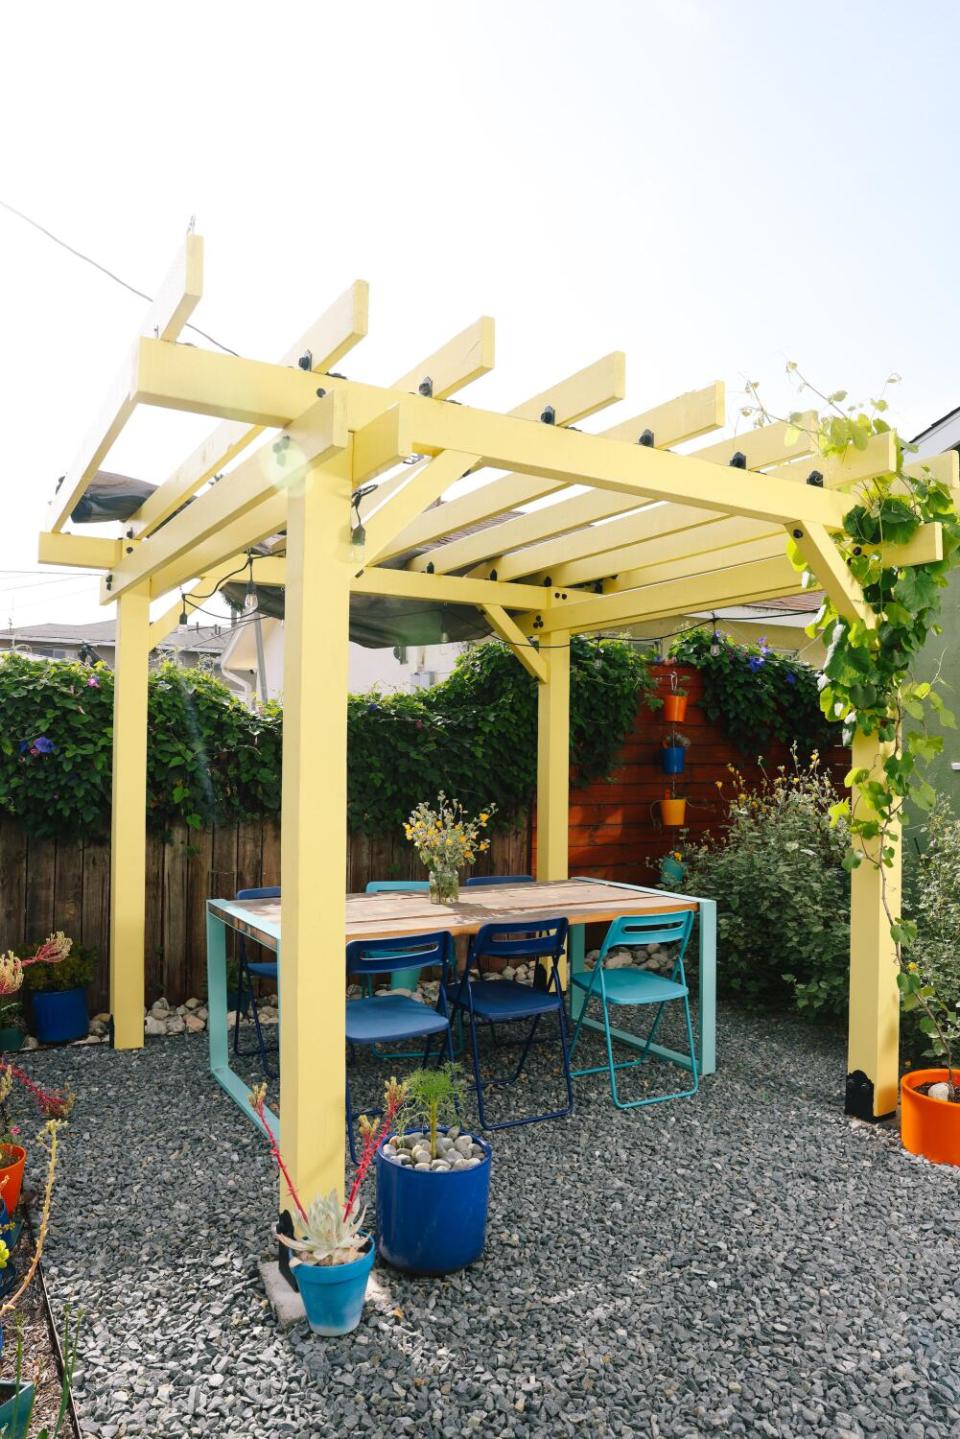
[18,1005,960,1438]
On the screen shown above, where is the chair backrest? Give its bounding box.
[468,916,569,968]
[464,875,535,887]
[365,880,430,894]
[346,930,453,980]
[600,910,694,961]
[236,886,281,901]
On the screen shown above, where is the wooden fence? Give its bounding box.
[0,664,846,1011]
[0,816,531,1013]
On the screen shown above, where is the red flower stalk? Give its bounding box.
[343,1082,404,1222]
[2,1064,74,1119]
[249,1086,309,1226]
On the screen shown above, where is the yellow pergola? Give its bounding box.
[38,233,958,1206]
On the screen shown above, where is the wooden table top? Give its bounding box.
[208,879,697,953]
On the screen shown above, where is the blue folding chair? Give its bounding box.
[345,930,455,1162]
[464,875,535,886]
[232,886,280,1078]
[569,911,699,1109]
[448,917,573,1130]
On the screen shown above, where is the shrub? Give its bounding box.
[682,755,850,1018]
[904,798,960,1064]
[19,943,97,994]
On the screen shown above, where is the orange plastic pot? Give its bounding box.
[659,798,687,827]
[662,694,688,723]
[0,1145,26,1214]
[900,1069,960,1166]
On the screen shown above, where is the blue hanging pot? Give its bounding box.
[661,745,686,775]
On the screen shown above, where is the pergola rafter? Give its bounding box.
[38,233,951,1207]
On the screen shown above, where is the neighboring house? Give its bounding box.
[0,619,237,675]
[912,407,960,799]
[218,616,463,704]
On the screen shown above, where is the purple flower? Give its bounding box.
[747,655,765,673]
[32,736,55,755]
[785,671,797,686]
[86,674,100,688]
[758,635,771,655]
[17,740,28,755]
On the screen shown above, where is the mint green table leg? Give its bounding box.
[207,908,279,1138]
[697,898,717,1077]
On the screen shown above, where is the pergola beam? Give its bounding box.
[102,395,347,602]
[49,233,204,532]
[532,555,805,634]
[130,280,370,538]
[395,383,726,566]
[352,565,558,611]
[359,351,627,566]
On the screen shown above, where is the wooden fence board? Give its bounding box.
[0,821,27,951]
[162,830,190,1005]
[24,836,56,944]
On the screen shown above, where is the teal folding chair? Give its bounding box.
[364,880,431,1058]
[569,910,699,1109]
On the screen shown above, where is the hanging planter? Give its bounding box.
[661,671,688,724]
[659,797,687,827]
[660,731,689,775]
[900,1069,960,1166]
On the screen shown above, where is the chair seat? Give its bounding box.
[572,968,688,1005]
[247,961,278,979]
[346,996,449,1044]
[451,979,562,1021]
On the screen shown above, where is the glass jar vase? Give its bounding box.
[429,869,460,905]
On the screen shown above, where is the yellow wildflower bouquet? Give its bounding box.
[404,792,495,882]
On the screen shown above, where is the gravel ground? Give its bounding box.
[17,1004,960,1439]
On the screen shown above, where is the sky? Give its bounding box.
[2,0,958,630]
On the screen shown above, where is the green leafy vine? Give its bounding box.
[746,367,960,1090]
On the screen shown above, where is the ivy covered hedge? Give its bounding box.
[671,628,836,757]
[347,636,657,831]
[0,655,282,838]
[0,637,657,839]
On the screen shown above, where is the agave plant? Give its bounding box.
[279,1189,368,1267]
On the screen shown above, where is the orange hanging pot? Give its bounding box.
[0,1145,26,1214]
[900,1068,960,1166]
[662,693,688,723]
[659,797,687,827]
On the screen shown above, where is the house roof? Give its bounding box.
[0,619,234,655]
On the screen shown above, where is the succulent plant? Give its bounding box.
[278,1189,369,1267]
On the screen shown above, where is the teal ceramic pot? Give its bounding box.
[292,1238,374,1336]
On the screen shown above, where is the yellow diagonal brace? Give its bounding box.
[50,233,203,532]
[131,280,369,538]
[481,605,547,682]
[790,521,869,626]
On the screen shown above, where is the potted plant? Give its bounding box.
[19,936,94,1045]
[249,1081,402,1336]
[662,673,688,724]
[376,1064,492,1275]
[659,847,686,888]
[660,730,690,775]
[898,966,960,1165]
[659,785,686,827]
[404,793,496,904]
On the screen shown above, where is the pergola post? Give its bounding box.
[109,588,151,1049]
[845,731,901,1120]
[279,454,354,1210]
[536,631,570,884]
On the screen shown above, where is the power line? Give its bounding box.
[0,197,238,356]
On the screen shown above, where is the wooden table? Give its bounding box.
[206,878,716,1133]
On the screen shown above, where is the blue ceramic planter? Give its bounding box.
[376,1130,492,1275]
[661,746,686,775]
[292,1239,374,1336]
[30,988,88,1044]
